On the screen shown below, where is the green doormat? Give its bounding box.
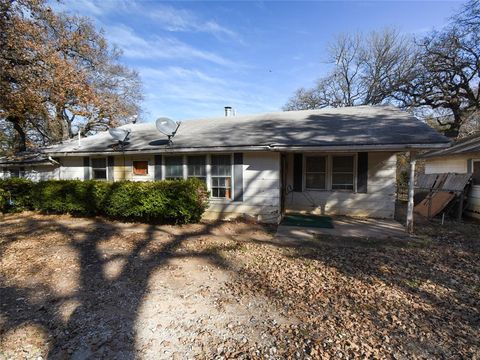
[281,214,334,228]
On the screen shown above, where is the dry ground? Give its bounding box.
[0,213,479,359]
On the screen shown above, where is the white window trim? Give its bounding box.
[304,155,328,190]
[209,153,234,201]
[90,157,108,180]
[162,155,184,180]
[186,155,207,181]
[303,153,357,192]
[161,153,234,201]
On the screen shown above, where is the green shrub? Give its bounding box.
[0,178,36,212]
[102,178,208,224]
[0,178,209,223]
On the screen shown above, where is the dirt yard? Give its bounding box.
[1,213,479,359]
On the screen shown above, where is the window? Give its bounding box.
[187,155,206,183]
[305,156,326,189]
[473,160,480,185]
[91,158,107,180]
[165,156,183,180]
[133,161,148,176]
[211,155,231,198]
[8,168,20,178]
[331,156,354,190]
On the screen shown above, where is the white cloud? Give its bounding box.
[149,5,241,42]
[105,25,237,67]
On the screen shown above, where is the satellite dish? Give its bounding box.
[155,117,180,142]
[109,128,130,142]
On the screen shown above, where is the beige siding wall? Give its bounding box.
[113,154,155,181]
[285,152,397,219]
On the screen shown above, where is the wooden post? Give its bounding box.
[406,152,417,234]
[457,190,465,221]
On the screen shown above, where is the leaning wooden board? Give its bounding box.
[414,191,456,217]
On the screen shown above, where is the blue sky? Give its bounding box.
[53,1,461,122]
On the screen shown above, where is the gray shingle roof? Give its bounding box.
[44,105,450,155]
[419,134,480,159]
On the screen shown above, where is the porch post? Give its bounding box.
[406,151,417,234]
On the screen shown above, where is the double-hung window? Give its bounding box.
[331,156,354,190]
[305,156,327,190]
[187,155,206,183]
[211,155,232,198]
[164,156,183,180]
[91,158,107,180]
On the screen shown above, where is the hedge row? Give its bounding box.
[0,178,209,224]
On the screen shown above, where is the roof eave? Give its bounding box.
[44,142,451,157]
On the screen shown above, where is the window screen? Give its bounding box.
[91,158,107,180]
[165,156,183,179]
[332,156,354,190]
[211,155,231,198]
[305,156,326,189]
[187,155,206,183]
[133,161,148,175]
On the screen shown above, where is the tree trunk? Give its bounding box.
[449,107,463,138]
[7,116,27,153]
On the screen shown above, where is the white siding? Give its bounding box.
[59,157,84,180]
[285,152,397,219]
[23,166,59,181]
[424,156,469,174]
[203,152,281,223]
[0,165,59,181]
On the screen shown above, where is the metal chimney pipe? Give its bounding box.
[224,106,232,117]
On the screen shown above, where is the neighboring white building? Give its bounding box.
[422,135,480,219]
[1,106,450,223]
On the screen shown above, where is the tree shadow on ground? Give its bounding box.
[1,215,479,359]
[0,215,252,359]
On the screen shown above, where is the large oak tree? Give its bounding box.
[0,0,142,153]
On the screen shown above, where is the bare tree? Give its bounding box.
[388,0,480,137]
[284,29,417,111]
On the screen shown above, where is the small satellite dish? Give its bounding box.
[108,128,130,143]
[155,117,180,142]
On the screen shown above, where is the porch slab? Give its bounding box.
[276,216,409,242]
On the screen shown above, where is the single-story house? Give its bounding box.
[420,134,480,219]
[0,153,59,181]
[1,105,450,223]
